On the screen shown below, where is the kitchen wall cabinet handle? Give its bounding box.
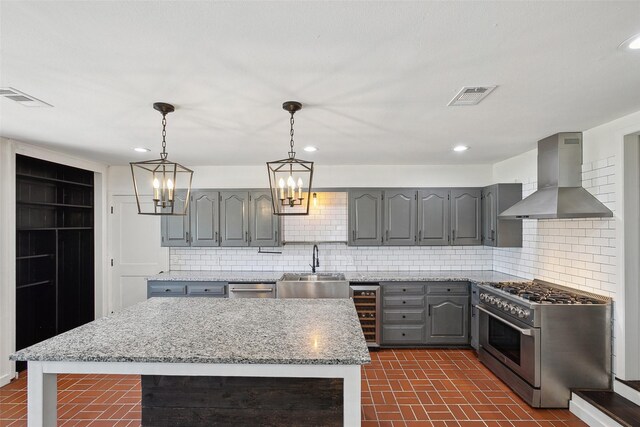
[215,231,219,243]
[452,230,456,241]
[428,305,431,316]
[352,230,356,241]
[245,231,248,242]
[385,230,389,241]
[491,229,495,241]
[418,230,422,241]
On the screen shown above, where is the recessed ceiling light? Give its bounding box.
[134,147,150,153]
[453,145,469,152]
[303,146,318,152]
[619,33,640,51]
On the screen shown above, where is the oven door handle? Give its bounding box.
[476,305,535,337]
[230,288,274,293]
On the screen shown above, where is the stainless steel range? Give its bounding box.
[476,279,612,408]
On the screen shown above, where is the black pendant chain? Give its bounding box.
[288,112,296,159]
[160,114,168,160]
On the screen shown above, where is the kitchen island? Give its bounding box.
[11,298,371,427]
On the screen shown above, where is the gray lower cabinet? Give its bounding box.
[450,188,481,246]
[417,189,450,246]
[190,190,220,246]
[220,191,250,247]
[381,281,470,346]
[383,190,416,245]
[426,295,469,345]
[348,190,383,246]
[249,191,280,247]
[482,183,523,247]
[161,190,190,247]
[147,281,227,298]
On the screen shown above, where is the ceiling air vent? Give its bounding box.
[448,86,497,106]
[0,87,52,107]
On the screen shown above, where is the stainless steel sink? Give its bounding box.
[276,273,349,298]
[280,273,346,282]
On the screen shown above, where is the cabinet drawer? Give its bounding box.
[383,296,424,308]
[383,309,425,324]
[426,282,469,295]
[148,283,186,297]
[382,325,424,344]
[382,283,424,295]
[187,283,226,297]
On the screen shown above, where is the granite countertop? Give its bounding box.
[148,270,529,285]
[10,298,371,366]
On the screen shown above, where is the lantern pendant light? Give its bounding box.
[130,102,193,215]
[266,101,314,215]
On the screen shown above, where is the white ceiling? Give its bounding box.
[1,1,640,166]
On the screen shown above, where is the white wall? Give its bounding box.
[108,164,494,194]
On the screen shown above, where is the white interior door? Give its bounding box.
[110,195,168,312]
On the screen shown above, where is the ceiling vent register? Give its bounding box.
[0,87,52,107]
[447,86,497,106]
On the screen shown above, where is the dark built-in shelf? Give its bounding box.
[16,280,52,290]
[15,154,95,372]
[17,227,94,231]
[16,173,93,188]
[16,254,54,260]
[16,201,93,209]
[573,389,640,427]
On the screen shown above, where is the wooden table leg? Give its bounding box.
[343,365,362,426]
[27,361,57,427]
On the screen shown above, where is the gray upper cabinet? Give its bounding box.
[383,190,416,245]
[161,190,190,247]
[249,191,280,247]
[220,191,249,247]
[348,190,383,246]
[450,188,481,246]
[190,190,220,247]
[482,183,523,247]
[426,295,469,345]
[417,189,450,246]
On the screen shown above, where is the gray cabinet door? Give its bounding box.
[348,190,383,246]
[426,295,469,345]
[190,190,220,247]
[417,189,450,246]
[220,191,249,247]
[383,190,416,245]
[249,191,280,247]
[481,185,497,246]
[160,190,190,247]
[450,188,481,246]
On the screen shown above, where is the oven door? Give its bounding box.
[478,305,540,387]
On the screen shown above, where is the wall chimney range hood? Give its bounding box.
[499,132,613,220]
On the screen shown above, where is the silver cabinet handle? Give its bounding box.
[476,305,534,336]
[230,288,274,293]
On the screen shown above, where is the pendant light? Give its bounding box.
[266,101,314,215]
[130,102,194,215]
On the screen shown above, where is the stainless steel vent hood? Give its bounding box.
[499,132,613,219]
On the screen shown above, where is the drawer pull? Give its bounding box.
[204,289,209,292]
[402,315,406,319]
[447,288,451,292]
[402,289,406,292]
[165,289,171,292]
[402,301,406,304]
[402,333,406,336]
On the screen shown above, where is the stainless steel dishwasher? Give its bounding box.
[228,283,276,299]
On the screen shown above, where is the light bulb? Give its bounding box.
[278,178,285,189]
[167,179,174,189]
[287,176,295,187]
[297,177,303,188]
[153,178,160,201]
[153,178,160,189]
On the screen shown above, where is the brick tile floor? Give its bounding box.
[0,349,586,426]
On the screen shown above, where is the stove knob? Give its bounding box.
[517,309,530,318]
[522,309,531,318]
[508,304,517,314]
[480,294,486,301]
[488,296,496,305]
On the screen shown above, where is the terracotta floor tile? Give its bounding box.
[0,349,584,426]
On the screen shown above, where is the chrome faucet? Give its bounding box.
[311,244,320,273]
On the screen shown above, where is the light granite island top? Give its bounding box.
[11,298,369,427]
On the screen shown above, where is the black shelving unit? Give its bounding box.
[15,155,95,371]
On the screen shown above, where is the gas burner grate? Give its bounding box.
[489,281,605,305]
